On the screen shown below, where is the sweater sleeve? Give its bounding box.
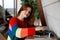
[8,18,35,38]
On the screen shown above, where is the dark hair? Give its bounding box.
[16,3,35,25]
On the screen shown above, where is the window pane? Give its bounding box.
[4,0,15,17]
[4,0,14,8]
[0,0,2,6]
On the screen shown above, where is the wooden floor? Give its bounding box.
[0,33,6,40]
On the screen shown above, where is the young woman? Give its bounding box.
[7,3,44,40]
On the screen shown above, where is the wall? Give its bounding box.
[41,0,60,38]
[17,0,22,13]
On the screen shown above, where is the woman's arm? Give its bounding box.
[16,27,35,38]
[8,18,35,38]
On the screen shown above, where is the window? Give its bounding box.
[0,0,3,6]
[4,0,14,8]
[4,0,17,17]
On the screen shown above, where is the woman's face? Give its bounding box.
[20,7,31,18]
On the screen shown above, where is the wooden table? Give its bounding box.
[25,35,57,40]
[25,26,57,40]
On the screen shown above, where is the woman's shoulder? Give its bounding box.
[10,17,18,22]
[10,17,17,20]
[9,17,18,25]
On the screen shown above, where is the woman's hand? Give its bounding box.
[35,27,44,31]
